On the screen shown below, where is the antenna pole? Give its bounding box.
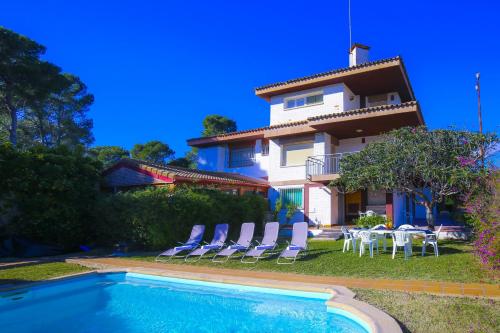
[475,72,485,166]
[475,72,482,133]
[348,0,352,48]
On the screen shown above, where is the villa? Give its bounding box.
[188,44,427,227]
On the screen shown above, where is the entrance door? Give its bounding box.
[345,191,361,223]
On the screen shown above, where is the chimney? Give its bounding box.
[349,43,370,67]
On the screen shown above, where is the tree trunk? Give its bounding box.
[424,202,435,229]
[6,92,17,146]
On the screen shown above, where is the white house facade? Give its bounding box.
[188,44,426,227]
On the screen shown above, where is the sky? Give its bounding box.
[1,0,499,157]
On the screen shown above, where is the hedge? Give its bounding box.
[0,145,268,252]
[95,187,268,250]
[0,144,102,249]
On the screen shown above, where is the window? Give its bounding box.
[229,146,255,168]
[278,187,303,209]
[366,94,388,107]
[284,93,323,110]
[261,142,269,156]
[306,94,323,105]
[281,140,314,167]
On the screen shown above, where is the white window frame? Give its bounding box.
[284,91,324,110]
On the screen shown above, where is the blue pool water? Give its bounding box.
[0,273,369,333]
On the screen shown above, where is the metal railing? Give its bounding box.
[305,152,357,179]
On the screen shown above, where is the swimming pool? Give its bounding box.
[0,272,370,333]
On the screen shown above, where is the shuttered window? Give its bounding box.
[278,187,303,208]
[281,141,314,166]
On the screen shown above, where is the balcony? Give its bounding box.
[305,152,356,182]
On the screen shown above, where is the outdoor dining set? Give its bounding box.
[341,223,443,259]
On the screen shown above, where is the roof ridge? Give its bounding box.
[255,56,401,91]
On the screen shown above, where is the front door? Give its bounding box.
[345,191,361,223]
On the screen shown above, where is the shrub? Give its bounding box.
[95,186,268,250]
[0,144,102,250]
[354,214,387,228]
[462,171,499,271]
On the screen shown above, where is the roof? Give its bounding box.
[254,56,415,102]
[103,158,269,188]
[188,102,423,146]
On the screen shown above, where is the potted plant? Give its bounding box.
[285,202,298,225]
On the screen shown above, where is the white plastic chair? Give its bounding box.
[422,224,443,257]
[358,231,377,258]
[370,224,388,252]
[341,226,355,253]
[397,224,414,230]
[366,210,376,217]
[392,231,412,259]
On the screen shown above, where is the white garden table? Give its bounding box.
[349,228,431,255]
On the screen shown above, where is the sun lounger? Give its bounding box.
[155,224,205,262]
[240,222,279,264]
[185,224,228,262]
[276,222,308,264]
[212,222,255,263]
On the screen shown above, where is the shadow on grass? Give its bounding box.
[0,258,65,271]
[0,278,38,288]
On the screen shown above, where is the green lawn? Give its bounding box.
[0,262,90,285]
[0,260,497,333]
[354,289,500,333]
[131,239,495,283]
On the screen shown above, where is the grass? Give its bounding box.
[0,262,90,285]
[354,289,500,333]
[130,239,495,283]
[0,257,497,333]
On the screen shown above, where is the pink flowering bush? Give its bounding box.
[463,171,500,271]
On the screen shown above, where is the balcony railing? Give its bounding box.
[305,152,357,180]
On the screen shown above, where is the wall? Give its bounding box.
[197,139,269,179]
[343,84,359,111]
[269,83,357,125]
[393,192,406,227]
[308,185,332,227]
[268,137,306,183]
[334,135,382,154]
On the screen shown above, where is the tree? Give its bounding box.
[0,27,59,145]
[18,74,94,148]
[168,157,192,168]
[202,114,237,137]
[331,127,498,228]
[131,140,174,164]
[0,27,94,148]
[88,145,130,168]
